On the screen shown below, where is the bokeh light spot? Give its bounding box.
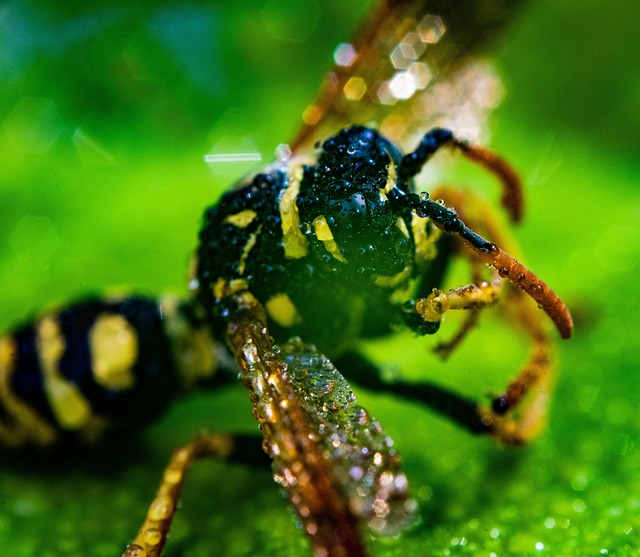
[343,77,367,101]
[417,14,445,43]
[4,97,64,153]
[390,32,426,69]
[389,71,417,100]
[333,43,356,67]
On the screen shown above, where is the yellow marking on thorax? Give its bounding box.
[396,216,410,238]
[212,277,249,300]
[223,209,257,228]
[238,227,260,275]
[380,160,397,195]
[0,335,57,447]
[312,215,347,263]
[37,316,92,430]
[373,265,413,289]
[411,213,441,262]
[160,297,217,390]
[280,165,309,259]
[89,313,138,390]
[265,293,302,328]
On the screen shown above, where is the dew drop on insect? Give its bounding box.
[143,528,162,546]
[242,342,259,365]
[122,544,147,557]
[148,495,173,521]
[257,399,277,422]
[322,400,340,413]
[529,283,544,297]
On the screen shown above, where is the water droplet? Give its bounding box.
[148,495,173,521]
[322,400,339,413]
[123,544,147,557]
[143,528,162,546]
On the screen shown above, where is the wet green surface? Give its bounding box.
[1,1,639,556]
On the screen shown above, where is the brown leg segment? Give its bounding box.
[432,257,485,359]
[432,308,481,360]
[225,292,369,557]
[122,434,238,557]
[479,287,556,444]
[419,187,564,444]
[455,141,524,223]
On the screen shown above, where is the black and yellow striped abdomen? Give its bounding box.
[0,296,224,448]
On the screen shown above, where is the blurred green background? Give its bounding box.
[1,1,639,556]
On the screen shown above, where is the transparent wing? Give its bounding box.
[282,342,416,535]
[226,293,414,557]
[291,0,526,153]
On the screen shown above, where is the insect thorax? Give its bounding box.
[195,127,431,351]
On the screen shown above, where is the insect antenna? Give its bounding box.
[389,186,573,339]
[398,129,523,221]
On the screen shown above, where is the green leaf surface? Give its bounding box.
[1,1,638,556]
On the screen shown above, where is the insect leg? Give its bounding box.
[123,433,266,557]
[399,189,573,339]
[483,287,556,444]
[413,187,561,444]
[224,291,370,557]
[432,257,485,359]
[220,290,416,557]
[334,351,491,436]
[411,275,504,328]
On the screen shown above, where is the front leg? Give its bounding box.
[411,277,504,325]
[398,186,563,445]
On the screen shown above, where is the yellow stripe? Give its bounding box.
[160,297,218,390]
[0,335,57,447]
[265,293,302,328]
[312,215,347,263]
[380,160,397,194]
[37,316,92,430]
[238,227,260,275]
[212,278,249,300]
[280,165,309,259]
[223,209,257,228]
[89,313,138,390]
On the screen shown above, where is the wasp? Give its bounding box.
[0,2,572,556]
